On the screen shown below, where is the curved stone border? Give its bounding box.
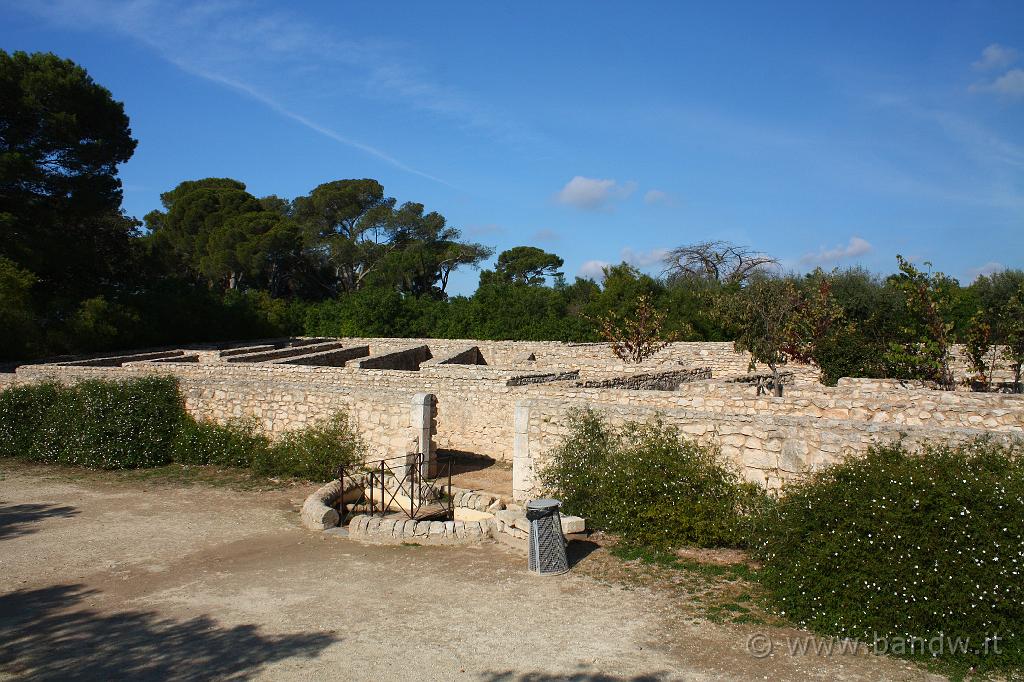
[300,475,368,530]
[348,515,489,544]
[302,479,585,549]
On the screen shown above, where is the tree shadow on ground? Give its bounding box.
[480,671,669,681]
[0,502,79,540]
[0,584,338,680]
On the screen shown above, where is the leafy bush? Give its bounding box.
[253,413,364,480]
[1,377,364,480]
[754,439,1024,671]
[0,377,185,468]
[171,418,269,468]
[539,409,766,549]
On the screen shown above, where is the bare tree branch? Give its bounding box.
[662,240,778,285]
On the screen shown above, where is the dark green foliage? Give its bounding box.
[0,377,364,480]
[0,256,38,359]
[490,246,564,285]
[539,410,766,549]
[0,50,138,305]
[171,418,269,468]
[0,377,184,468]
[252,413,364,481]
[754,439,1024,671]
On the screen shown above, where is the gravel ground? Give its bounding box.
[0,464,945,681]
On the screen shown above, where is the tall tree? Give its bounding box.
[883,256,957,387]
[379,201,491,296]
[292,179,395,294]
[718,277,803,396]
[144,178,263,286]
[0,50,138,301]
[491,246,564,285]
[663,241,777,285]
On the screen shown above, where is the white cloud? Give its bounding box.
[972,68,1024,97]
[578,260,610,280]
[620,247,670,268]
[643,189,677,206]
[531,228,560,242]
[555,176,636,211]
[966,261,1006,281]
[973,43,1019,71]
[799,236,873,267]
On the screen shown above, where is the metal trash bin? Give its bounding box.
[526,498,569,576]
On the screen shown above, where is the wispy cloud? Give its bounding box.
[643,189,677,206]
[965,261,1006,281]
[969,44,1024,98]
[973,43,1019,71]
[11,0,537,183]
[578,259,610,280]
[971,69,1024,98]
[799,236,873,267]
[531,228,560,243]
[620,246,669,268]
[555,176,636,211]
[191,69,453,186]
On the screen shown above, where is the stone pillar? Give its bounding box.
[512,401,533,501]
[411,393,437,477]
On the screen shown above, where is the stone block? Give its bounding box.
[454,507,493,523]
[559,514,586,534]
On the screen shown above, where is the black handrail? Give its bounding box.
[337,452,453,522]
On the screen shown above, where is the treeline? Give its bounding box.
[2,50,1023,389]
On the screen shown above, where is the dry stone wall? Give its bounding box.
[6,337,1023,498]
[512,397,1022,499]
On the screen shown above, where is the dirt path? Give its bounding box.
[0,464,944,681]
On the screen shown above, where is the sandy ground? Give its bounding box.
[0,464,946,681]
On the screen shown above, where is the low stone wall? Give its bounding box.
[278,345,370,367]
[10,362,433,462]
[511,397,1022,499]
[356,345,433,371]
[348,515,489,543]
[227,341,344,363]
[434,346,487,366]
[507,371,580,386]
[60,350,185,367]
[9,338,1024,484]
[574,367,712,390]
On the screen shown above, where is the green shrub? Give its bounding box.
[539,409,766,549]
[0,383,52,457]
[253,413,364,481]
[754,439,1024,671]
[0,377,185,468]
[1,377,363,480]
[171,418,269,468]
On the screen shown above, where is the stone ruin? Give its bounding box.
[3,336,1022,502]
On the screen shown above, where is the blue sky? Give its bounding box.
[3,1,1022,295]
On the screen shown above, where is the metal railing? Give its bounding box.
[337,452,453,522]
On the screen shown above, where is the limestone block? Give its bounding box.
[559,514,586,534]
[454,507,493,523]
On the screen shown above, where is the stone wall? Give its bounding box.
[9,362,434,462]
[511,397,1022,499]
[7,337,1024,497]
